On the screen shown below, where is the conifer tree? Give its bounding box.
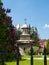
[31,27,39,46]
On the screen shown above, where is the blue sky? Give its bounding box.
[2,0,49,39]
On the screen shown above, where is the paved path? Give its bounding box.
[24,58,49,60]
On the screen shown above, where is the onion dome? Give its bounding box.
[22,23,28,29]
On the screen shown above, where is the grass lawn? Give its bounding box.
[22,55,49,59]
[5,60,49,65]
[22,55,43,59]
[1,55,49,65]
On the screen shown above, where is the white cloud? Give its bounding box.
[44,24,49,28]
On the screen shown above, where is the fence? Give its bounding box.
[0,45,47,65]
[16,45,47,65]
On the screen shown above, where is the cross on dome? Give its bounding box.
[24,18,27,23]
[21,18,28,28]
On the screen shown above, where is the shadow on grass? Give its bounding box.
[5,57,27,62]
[0,62,6,65]
[20,59,27,61]
[5,58,16,62]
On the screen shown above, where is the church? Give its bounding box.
[16,23,34,55]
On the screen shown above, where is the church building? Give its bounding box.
[16,23,34,55]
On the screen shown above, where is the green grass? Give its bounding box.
[5,61,16,65]
[22,55,30,59]
[22,55,43,59]
[5,60,49,65]
[47,55,49,58]
[33,55,42,58]
[22,55,49,59]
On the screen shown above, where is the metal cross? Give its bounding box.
[24,18,27,24]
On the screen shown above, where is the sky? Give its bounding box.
[2,0,49,39]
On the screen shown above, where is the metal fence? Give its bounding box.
[16,45,47,65]
[0,45,47,65]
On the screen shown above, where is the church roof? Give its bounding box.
[17,40,34,43]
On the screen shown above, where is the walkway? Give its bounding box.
[24,58,49,60]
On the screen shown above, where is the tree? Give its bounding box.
[0,0,17,62]
[16,30,22,39]
[31,27,39,46]
[46,39,49,54]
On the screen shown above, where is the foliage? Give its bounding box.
[30,27,39,46]
[0,0,17,61]
[16,30,22,39]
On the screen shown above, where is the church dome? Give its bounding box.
[22,23,28,28]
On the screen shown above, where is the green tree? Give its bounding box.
[0,0,17,62]
[16,30,22,39]
[31,27,39,46]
